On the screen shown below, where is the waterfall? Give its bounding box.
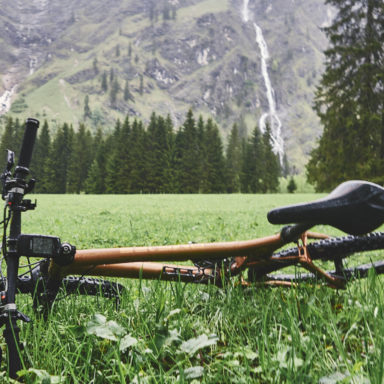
[0,86,17,115]
[241,0,284,159]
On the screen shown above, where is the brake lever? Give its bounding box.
[1,150,15,199]
[6,150,15,172]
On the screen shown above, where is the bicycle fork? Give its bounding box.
[1,208,31,378]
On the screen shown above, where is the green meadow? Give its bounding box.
[1,194,384,383]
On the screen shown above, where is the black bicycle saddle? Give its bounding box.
[268,180,384,235]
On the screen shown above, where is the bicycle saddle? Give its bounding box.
[268,180,384,235]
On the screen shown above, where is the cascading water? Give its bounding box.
[0,86,17,115]
[242,0,284,160]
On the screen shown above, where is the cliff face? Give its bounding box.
[0,0,332,168]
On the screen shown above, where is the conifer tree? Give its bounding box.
[93,58,99,75]
[287,176,297,193]
[105,118,131,193]
[200,118,226,193]
[128,119,147,193]
[110,79,120,105]
[31,120,51,193]
[83,95,91,120]
[13,119,23,155]
[124,80,134,102]
[225,124,242,193]
[307,0,384,190]
[196,116,207,192]
[281,153,290,177]
[145,113,169,192]
[261,125,280,192]
[175,110,200,193]
[67,124,93,193]
[0,117,15,161]
[101,71,108,92]
[105,119,121,193]
[45,123,73,193]
[84,130,107,194]
[162,115,178,192]
[241,126,264,193]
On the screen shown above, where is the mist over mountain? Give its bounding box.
[0,0,332,169]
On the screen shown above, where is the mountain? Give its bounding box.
[0,0,332,170]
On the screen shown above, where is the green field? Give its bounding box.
[1,194,384,383]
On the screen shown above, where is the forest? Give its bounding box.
[0,110,282,194]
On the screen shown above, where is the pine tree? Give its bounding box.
[123,80,134,102]
[105,120,121,193]
[83,95,91,120]
[84,130,107,194]
[93,58,99,75]
[67,124,93,193]
[196,116,207,192]
[241,126,264,193]
[200,118,226,193]
[307,0,384,191]
[45,123,73,193]
[162,115,178,192]
[144,113,174,193]
[162,5,170,21]
[0,117,15,163]
[105,118,131,193]
[225,124,242,193]
[281,153,290,177]
[128,119,147,193]
[31,120,51,193]
[101,71,108,92]
[110,79,120,105]
[287,177,297,193]
[261,125,280,192]
[0,118,24,166]
[175,109,200,193]
[13,119,24,155]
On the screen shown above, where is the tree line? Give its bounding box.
[0,111,281,194]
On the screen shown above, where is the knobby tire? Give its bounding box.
[248,231,384,282]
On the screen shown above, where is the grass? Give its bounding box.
[1,193,384,383]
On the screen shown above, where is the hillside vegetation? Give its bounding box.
[0,0,331,169]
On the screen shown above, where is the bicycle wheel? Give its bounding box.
[248,231,384,282]
[0,274,124,302]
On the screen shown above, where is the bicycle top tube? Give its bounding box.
[268,180,384,236]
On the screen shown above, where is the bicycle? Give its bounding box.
[1,118,384,379]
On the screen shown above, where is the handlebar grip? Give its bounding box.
[17,118,39,169]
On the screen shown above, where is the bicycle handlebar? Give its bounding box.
[17,118,39,171]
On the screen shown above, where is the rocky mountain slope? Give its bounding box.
[0,0,332,169]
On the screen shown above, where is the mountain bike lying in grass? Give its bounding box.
[1,119,384,379]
